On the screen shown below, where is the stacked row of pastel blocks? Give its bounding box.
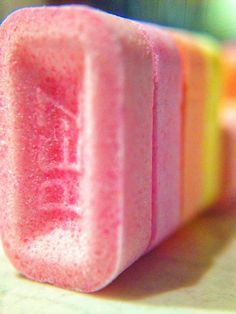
[173,33,222,223]
[0,6,233,293]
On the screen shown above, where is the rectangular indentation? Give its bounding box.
[8,37,84,240]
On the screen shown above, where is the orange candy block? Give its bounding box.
[171,32,207,222]
[223,43,236,100]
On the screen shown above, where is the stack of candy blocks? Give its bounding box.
[0,6,235,292]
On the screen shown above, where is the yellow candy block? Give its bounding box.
[196,36,223,209]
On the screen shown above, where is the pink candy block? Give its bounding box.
[143,25,182,250]
[0,6,153,292]
[0,6,183,292]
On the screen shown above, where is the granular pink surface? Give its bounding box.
[0,6,157,291]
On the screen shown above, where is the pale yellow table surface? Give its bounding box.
[1,206,236,314]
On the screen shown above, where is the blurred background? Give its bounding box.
[1,0,236,40]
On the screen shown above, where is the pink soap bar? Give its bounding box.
[0,6,183,292]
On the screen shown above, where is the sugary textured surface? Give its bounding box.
[0,5,225,294]
[0,6,154,292]
[2,204,236,314]
[171,31,207,222]
[143,24,182,249]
